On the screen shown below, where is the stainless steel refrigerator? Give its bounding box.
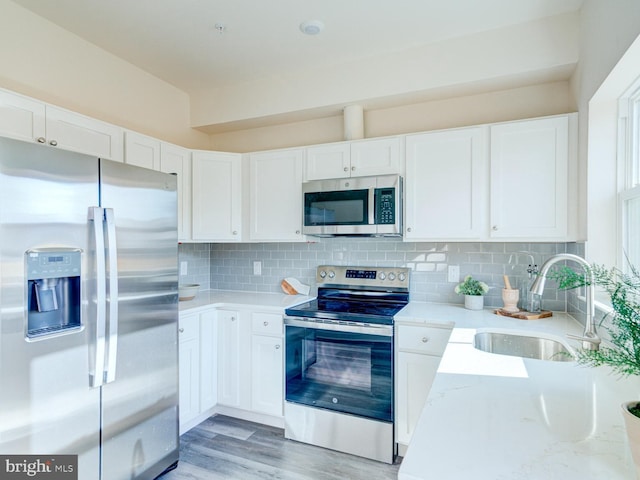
[0,136,179,479]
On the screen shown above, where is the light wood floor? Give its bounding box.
[163,415,402,480]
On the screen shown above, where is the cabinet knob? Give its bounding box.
[407,227,412,233]
[232,231,238,235]
[36,137,46,144]
[231,316,235,321]
[343,167,348,172]
[263,321,269,326]
[179,328,184,333]
[351,166,355,171]
[49,140,58,147]
[275,344,281,350]
[295,230,301,235]
[421,337,429,343]
[492,225,498,231]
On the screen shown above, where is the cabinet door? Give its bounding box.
[249,149,304,241]
[405,127,487,240]
[304,143,350,181]
[160,143,192,241]
[178,314,200,427]
[44,105,123,161]
[350,137,402,177]
[124,131,160,170]
[490,116,568,239]
[199,310,217,413]
[192,151,242,241]
[0,89,46,143]
[251,334,284,416]
[217,310,242,407]
[396,352,441,445]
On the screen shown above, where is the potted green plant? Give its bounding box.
[548,263,640,470]
[455,275,489,310]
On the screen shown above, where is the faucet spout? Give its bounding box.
[530,253,601,351]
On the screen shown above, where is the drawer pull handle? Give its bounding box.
[421,337,429,343]
[179,328,184,333]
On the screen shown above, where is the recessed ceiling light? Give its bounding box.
[299,20,324,35]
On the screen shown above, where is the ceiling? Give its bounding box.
[12,0,583,96]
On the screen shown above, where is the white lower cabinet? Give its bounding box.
[216,309,284,422]
[178,313,200,429]
[178,308,218,434]
[395,323,453,449]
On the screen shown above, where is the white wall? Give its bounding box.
[572,0,640,266]
[0,0,210,149]
[210,81,574,152]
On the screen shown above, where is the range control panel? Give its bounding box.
[316,265,410,289]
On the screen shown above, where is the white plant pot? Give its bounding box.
[464,295,484,310]
[622,401,640,477]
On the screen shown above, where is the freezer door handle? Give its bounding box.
[104,208,118,383]
[89,207,107,388]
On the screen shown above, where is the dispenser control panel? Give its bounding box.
[27,250,81,280]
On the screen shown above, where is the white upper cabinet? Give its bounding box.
[489,115,570,240]
[248,148,304,242]
[124,131,160,170]
[160,143,192,242]
[191,151,242,242]
[304,137,402,181]
[0,89,123,161]
[43,105,123,161]
[0,89,46,143]
[405,127,487,240]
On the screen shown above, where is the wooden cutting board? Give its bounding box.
[494,309,553,320]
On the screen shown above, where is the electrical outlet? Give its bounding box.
[180,261,188,276]
[253,261,262,276]
[447,265,460,283]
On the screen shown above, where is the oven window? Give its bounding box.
[304,189,368,226]
[285,325,393,422]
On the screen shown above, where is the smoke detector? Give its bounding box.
[299,20,324,35]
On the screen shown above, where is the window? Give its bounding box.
[618,81,640,271]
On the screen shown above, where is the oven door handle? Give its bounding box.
[284,316,393,337]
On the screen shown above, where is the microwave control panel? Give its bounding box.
[374,188,395,224]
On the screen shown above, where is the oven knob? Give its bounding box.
[328,271,335,279]
[388,272,396,281]
[319,270,327,278]
[379,272,386,280]
[398,273,406,282]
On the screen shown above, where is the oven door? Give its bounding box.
[284,317,393,422]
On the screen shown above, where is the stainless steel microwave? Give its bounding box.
[302,174,403,237]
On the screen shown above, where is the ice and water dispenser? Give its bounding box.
[26,249,82,339]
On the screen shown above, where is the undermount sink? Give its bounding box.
[473,330,575,362]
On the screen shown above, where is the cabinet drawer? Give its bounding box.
[251,312,282,336]
[179,314,199,342]
[397,325,452,356]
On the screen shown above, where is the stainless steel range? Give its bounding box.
[283,265,410,464]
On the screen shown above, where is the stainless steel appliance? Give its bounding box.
[0,137,179,479]
[283,265,409,464]
[302,174,402,237]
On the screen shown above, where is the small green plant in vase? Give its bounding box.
[455,275,489,310]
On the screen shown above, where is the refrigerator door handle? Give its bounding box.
[104,208,118,383]
[89,207,107,388]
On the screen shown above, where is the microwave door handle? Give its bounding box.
[104,208,118,384]
[89,207,107,388]
[368,188,375,225]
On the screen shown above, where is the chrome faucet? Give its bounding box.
[530,253,601,351]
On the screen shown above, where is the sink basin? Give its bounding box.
[473,330,575,362]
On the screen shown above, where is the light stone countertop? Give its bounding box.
[396,302,639,480]
[178,289,313,314]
